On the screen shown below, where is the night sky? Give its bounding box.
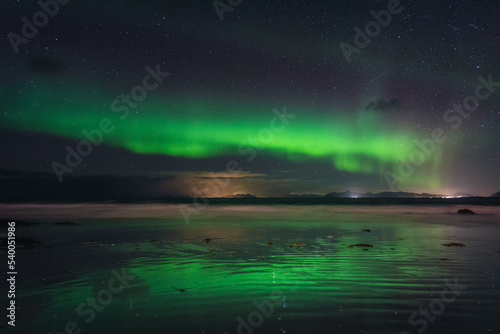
[1,0,499,200]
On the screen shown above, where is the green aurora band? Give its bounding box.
[2,81,443,189]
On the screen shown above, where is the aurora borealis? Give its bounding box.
[1,0,499,199]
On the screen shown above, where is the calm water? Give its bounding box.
[1,204,499,334]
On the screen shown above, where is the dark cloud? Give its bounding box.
[365,98,401,112]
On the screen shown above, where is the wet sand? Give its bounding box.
[1,203,499,334]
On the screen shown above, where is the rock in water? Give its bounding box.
[442,243,466,247]
[347,244,373,249]
[457,209,475,214]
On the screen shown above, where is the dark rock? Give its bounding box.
[265,242,274,246]
[362,229,371,232]
[442,243,466,247]
[202,238,211,243]
[347,244,373,249]
[457,209,475,214]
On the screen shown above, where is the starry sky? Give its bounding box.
[1,0,499,201]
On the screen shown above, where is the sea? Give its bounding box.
[0,200,499,334]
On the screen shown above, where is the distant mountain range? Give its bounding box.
[212,190,500,199]
[282,190,500,198]
[288,193,324,198]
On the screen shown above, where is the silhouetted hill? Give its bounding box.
[454,192,475,197]
[288,193,324,198]
[324,191,357,198]
[491,191,500,198]
[224,194,258,198]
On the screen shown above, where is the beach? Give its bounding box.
[1,203,499,334]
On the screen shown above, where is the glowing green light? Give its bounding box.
[1,80,444,189]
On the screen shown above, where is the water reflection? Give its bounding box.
[3,204,499,334]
